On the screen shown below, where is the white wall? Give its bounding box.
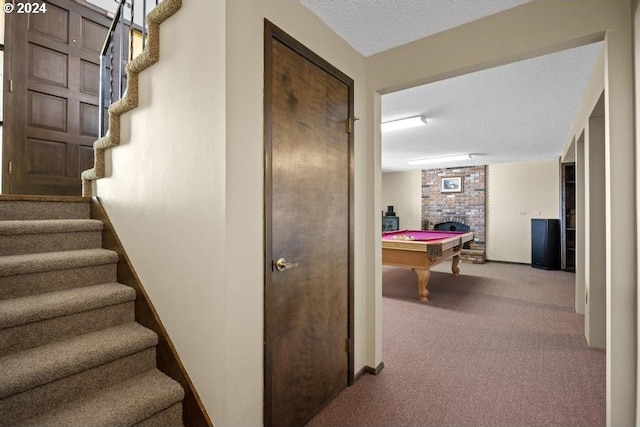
[600,16,635,427]
[381,171,422,230]
[564,46,605,318]
[96,1,369,426]
[95,0,228,423]
[486,159,560,263]
[584,113,606,349]
[85,0,118,15]
[634,0,640,419]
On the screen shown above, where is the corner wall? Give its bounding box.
[381,171,422,230]
[486,159,560,263]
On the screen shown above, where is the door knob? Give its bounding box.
[274,258,298,272]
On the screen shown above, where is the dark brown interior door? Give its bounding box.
[264,21,354,427]
[3,0,110,195]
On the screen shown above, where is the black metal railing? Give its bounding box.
[98,0,161,137]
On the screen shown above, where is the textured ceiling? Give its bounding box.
[381,42,603,172]
[300,0,533,57]
[299,0,602,173]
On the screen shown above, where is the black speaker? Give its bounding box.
[531,219,560,270]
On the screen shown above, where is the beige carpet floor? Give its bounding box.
[307,261,605,427]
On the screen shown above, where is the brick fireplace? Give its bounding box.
[422,166,486,263]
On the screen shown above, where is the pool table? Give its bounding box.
[382,229,474,303]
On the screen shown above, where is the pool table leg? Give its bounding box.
[413,268,430,302]
[452,254,461,275]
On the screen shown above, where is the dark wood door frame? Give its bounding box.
[263,18,355,426]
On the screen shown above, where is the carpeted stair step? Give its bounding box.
[135,403,184,427]
[0,248,118,278]
[0,219,104,256]
[0,199,90,221]
[0,322,158,400]
[20,369,185,427]
[0,249,118,299]
[0,283,136,356]
[0,347,157,426]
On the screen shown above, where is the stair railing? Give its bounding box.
[99,0,162,137]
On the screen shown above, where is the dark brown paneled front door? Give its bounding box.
[264,21,354,427]
[3,0,110,195]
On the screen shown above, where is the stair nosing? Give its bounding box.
[0,219,104,236]
[0,195,89,203]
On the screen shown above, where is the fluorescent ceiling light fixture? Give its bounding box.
[381,115,427,132]
[408,154,473,165]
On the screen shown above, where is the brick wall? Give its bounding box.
[422,166,486,262]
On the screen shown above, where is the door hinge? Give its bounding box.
[8,161,12,175]
[345,117,360,134]
[9,79,13,93]
[345,337,352,353]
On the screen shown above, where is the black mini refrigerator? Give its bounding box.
[531,218,560,270]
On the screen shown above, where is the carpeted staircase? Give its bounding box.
[0,198,185,426]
